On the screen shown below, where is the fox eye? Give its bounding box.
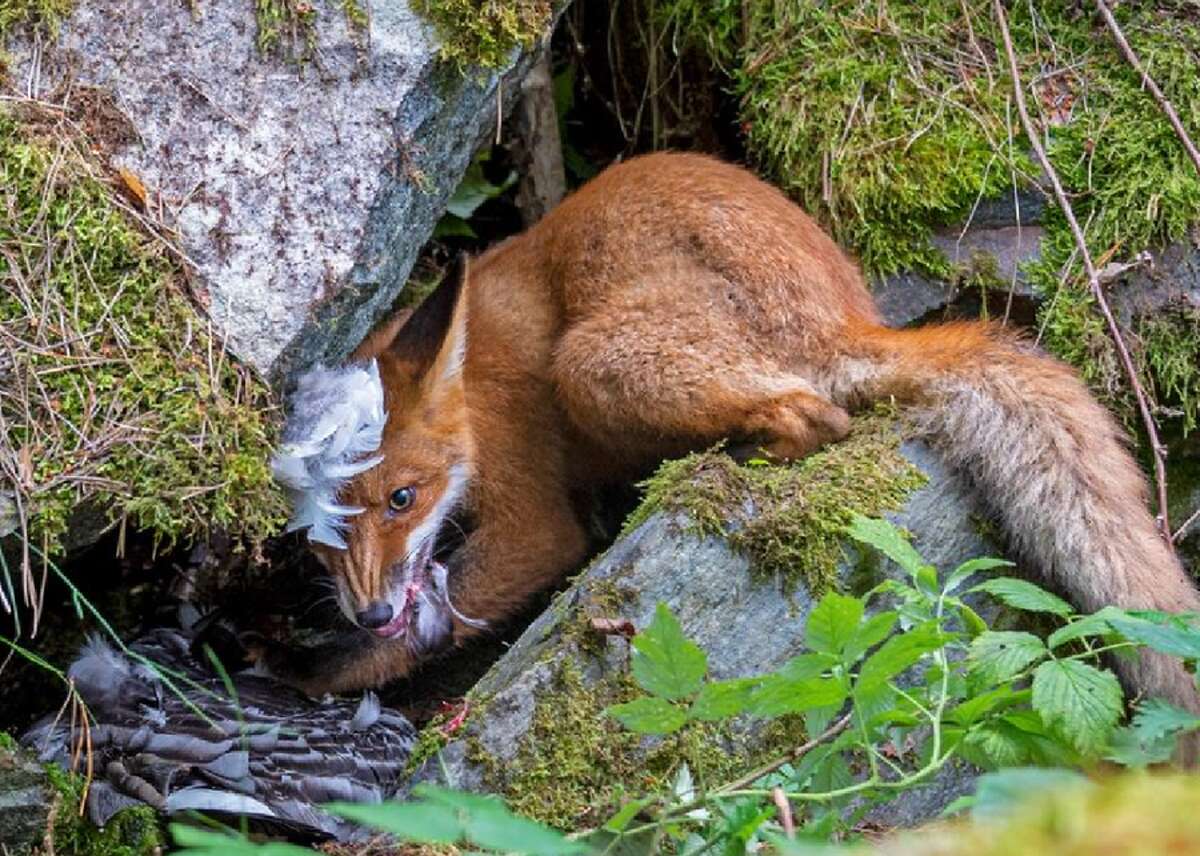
[389,486,416,512]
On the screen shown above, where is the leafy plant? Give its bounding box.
[434,148,518,238]
[169,516,1200,852]
[591,515,1200,848]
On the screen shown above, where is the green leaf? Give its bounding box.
[749,676,848,717]
[689,678,758,721]
[1129,698,1200,744]
[326,801,461,843]
[971,577,1073,617]
[842,610,898,663]
[630,603,707,700]
[845,515,926,577]
[857,621,945,689]
[171,826,314,855]
[1109,614,1200,659]
[464,803,584,855]
[944,557,1015,594]
[968,631,1047,684]
[604,798,652,833]
[1031,660,1124,756]
[805,592,864,657]
[1047,610,1119,649]
[607,696,688,734]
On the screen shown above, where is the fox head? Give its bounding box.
[272,257,482,653]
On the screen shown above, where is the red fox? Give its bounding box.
[269,152,1200,727]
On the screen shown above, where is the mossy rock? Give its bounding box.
[410,410,1009,830]
[0,736,161,856]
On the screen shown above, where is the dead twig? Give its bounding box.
[993,0,1175,544]
[1094,0,1200,177]
[716,712,854,794]
[1175,506,1200,544]
[772,787,795,839]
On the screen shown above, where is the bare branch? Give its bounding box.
[1094,0,1200,177]
[992,0,1174,544]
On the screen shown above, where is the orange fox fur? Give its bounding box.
[269,152,1200,737]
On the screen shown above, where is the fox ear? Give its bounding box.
[391,254,469,383]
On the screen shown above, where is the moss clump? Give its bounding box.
[477,657,802,830]
[253,0,370,60]
[414,0,552,71]
[0,104,284,551]
[0,0,70,40]
[622,407,926,593]
[1141,307,1200,437]
[42,764,163,856]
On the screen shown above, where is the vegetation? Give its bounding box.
[622,407,926,593]
[171,516,1200,853]
[0,104,284,553]
[413,0,553,71]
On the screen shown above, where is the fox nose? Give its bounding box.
[356,601,394,629]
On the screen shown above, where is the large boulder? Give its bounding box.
[5,1,552,381]
[410,410,999,829]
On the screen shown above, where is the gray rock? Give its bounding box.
[0,742,52,855]
[413,434,1003,829]
[8,1,550,380]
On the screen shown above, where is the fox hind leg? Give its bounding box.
[552,305,849,463]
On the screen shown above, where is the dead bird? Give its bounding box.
[22,627,416,843]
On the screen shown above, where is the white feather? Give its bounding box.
[271,360,387,549]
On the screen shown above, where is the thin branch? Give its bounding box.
[715,713,853,794]
[1175,506,1200,544]
[1094,0,1200,177]
[993,0,1174,544]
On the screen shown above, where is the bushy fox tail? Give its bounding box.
[835,319,1200,725]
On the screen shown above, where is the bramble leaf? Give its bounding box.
[845,515,926,577]
[968,631,1047,684]
[971,577,1073,617]
[1031,660,1123,756]
[607,696,688,734]
[805,593,864,657]
[630,603,708,699]
[857,621,945,689]
[690,678,758,721]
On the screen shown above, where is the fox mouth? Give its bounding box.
[370,533,485,645]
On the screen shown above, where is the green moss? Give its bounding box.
[44,763,163,856]
[414,0,552,71]
[474,657,803,830]
[1141,308,1200,437]
[0,105,285,552]
[0,0,70,40]
[622,407,926,593]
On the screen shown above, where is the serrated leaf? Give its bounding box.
[1047,611,1117,649]
[689,678,757,721]
[805,593,864,656]
[749,675,847,717]
[845,515,925,577]
[842,610,898,664]
[1129,698,1200,744]
[947,685,1023,726]
[1032,660,1124,756]
[944,557,1015,594]
[971,577,1073,617]
[968,631,1047,684]
[464,803,586,855]
[1109,614,1200,659]
[857,621,945,689]
[607,696,688,734]
[630,603,707,699]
